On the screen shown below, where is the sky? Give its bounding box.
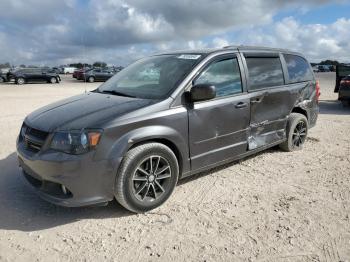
[0,0,349,66]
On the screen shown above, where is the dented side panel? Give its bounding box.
[248,85,302,149]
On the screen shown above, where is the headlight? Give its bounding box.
[20,124,27,137]
[50,130,102,155]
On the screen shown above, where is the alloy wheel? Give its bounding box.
[132,156,171,202]
[292,120,307,148]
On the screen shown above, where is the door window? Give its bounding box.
[245,57,284,90]
[283,54,313,83]
[194,58,242,97]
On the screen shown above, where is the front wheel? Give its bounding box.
[50,77,57,84]
[279,113,308,152]
[88,76,95,83]
[16,77,25,85]
[115,143,179,213]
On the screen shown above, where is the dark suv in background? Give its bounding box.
[17,46,319,213]
[8,68,61,85]
[334,64,350,106]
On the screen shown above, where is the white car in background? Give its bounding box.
[63,67,77,74]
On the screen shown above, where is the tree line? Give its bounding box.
[0,61,111,69]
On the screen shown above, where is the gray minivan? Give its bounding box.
[17,46,319,213]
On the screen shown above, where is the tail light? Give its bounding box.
[340,80,350,85]
[316,80,321,103]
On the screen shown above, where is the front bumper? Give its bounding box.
[17,139,121,207]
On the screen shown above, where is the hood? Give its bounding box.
[25,92,157,132]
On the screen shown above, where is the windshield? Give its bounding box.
[97,54,203,99]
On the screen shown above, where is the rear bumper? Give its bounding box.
[308,105,319,129]
[17,139,121,207]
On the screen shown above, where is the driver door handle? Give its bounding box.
[235,102,248,109]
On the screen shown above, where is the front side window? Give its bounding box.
[284,54,313,83]
[194,58,242,97]
[246,57,284,90]
[99,54,202,99]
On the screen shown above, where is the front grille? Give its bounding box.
[22,123,49,152]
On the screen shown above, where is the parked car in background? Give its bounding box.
[51,67,62,74]
[17,46,319,213]
[338,75,350,106]
[318,65,330,72]
[312,66,320,73]
[334,64,350,97]
[73,69,82,79]
[0,72,7,82]
[63,67,77,74]
[76,68,93,81]
[81,68,116,82]
[9,68,61,85]
[73,68,92,79]
[0,69,10,82]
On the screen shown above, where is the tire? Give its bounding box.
[279,113,308,152]
[50,77,57,84]
[16,77,25,85]
[88,76,95,83]
[115,143,179,213]
[0,77,4,83]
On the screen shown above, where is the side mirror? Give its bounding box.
[190,84,216,102]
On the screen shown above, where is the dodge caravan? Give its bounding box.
[17,46,319,213]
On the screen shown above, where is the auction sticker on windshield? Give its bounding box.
[177,54,201,60]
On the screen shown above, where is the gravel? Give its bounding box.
[0,73,349,261]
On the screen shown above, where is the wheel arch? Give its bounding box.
[104,125,190,179]
[291,106,308,119]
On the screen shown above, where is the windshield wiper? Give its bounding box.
[99,90,136,98]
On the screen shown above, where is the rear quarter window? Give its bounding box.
[283,54,313,83]
[245,57,284,90]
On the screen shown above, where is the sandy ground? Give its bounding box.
[0,73,349,262]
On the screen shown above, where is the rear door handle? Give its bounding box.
[251,92,268,104]
[251,97,263,104]
[235,102,248,109]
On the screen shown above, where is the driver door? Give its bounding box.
[188,54,250,171]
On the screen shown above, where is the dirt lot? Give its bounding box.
[0,73,349,262]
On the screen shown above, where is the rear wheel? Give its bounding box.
[279,113,308,152]
[88,76,95,83]
[16,77,25,85]
[115,143,179,213]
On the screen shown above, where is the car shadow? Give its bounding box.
[0,152,133,232]
[319,100,350,115]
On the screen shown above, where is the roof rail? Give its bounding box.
[223,45,297,54]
